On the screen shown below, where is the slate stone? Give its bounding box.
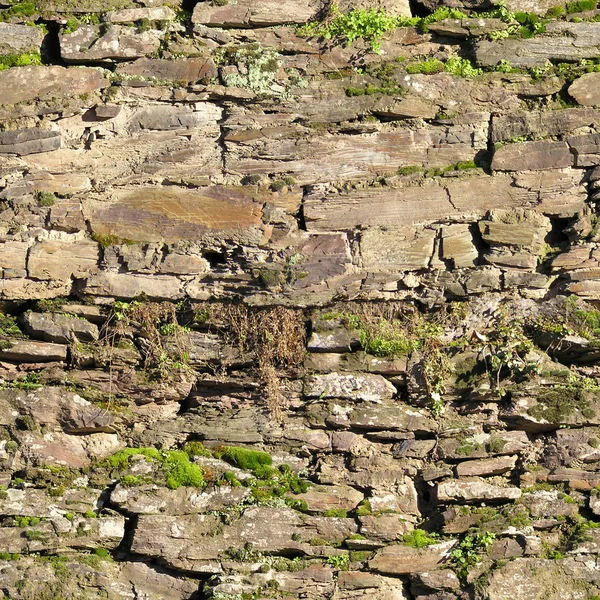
[117,57,218,83]
[491,140,572,171]
[0,129,60,156]
[60,25,163,63]
[192,0,318,27]
[0,66,108,106]
[0,22,44,55]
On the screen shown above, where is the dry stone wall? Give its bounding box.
[2,0,600,598]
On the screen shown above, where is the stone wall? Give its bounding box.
[2,0,600,598]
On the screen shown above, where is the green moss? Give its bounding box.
[0,52,42,71]
[217,446,273,471]
[0,552,20,560]
[120,475,144,487]
[406,58,444,74]
[397,165,422,176]
[34,190,56,207]
[402,529,439,548]
[0,1,36,22]
[355,499,372,516]
[184,441,212,458]
[164,450,205,489]
[487,438,507,453]
[349,550,372,562]
[91,233,135,248]
[346,533,367,540]
[566,0,597,12]
[323,508,348,518]
[107,447,162,470]
[24,529,45,540]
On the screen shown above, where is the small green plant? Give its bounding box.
[324,508,348,518]
[326,554,350,570]
[445,57,482,78]
[450,533,496,581]
[298,4,402,53]
[0,1,35,23]
[163,450,205,489]
[402,529,439,548]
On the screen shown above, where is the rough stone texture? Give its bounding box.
[192,0,319,27]
[60,25,163,63]
[0,66,108,106]
[0,23,44,55]
[492,140,572,171]
[569,72,600,107]
[1,4,600,599]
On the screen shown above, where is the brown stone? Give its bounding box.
[192,0,318,27]
[569,72,600,107]
[492,140,572,171]
[369,540,456,575]
[27,239,99,282]
[0,66,108,106]
[117,57,217,83]
[455,455,518,477]
[86,186,263,244]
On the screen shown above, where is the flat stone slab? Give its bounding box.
[0,22,44,55]
[369,540,456,575]
[60,25,163,63]
[0,340,67,362]
[434,478,522,503]
[303,373,397,402]
[0,66,108,106]
[491,140,572,171]
[455,455,518,478]
[86,186,264,244]
[0,129,60,156]
[21,311,99,344]
[192,0,318,27]
[116,57,217,84]
[569,72,600,106]
[289,484,363,513]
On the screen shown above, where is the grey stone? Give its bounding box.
[0,129,60,156]
[303,373,397,402]
[22,311,99,344]
[0,23,44,55]
[60,25,163,63]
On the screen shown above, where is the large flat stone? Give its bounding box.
[192,0,318,27]
[21,311,99,344]
[0,129,60,156]
[27,239,99,282]
[60,25,163,63]
[0,66,108,106]
[492,140,572,171]
[116,57,217,84]
[567,133,600,166]
[434,478,522,503]
[304,172,584,231]
[475,23,600,68]
[360,228,437,271]
[86,186,264,244]
[0,340,67,362]
[369,541,456,575]
[303,373,397,402]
